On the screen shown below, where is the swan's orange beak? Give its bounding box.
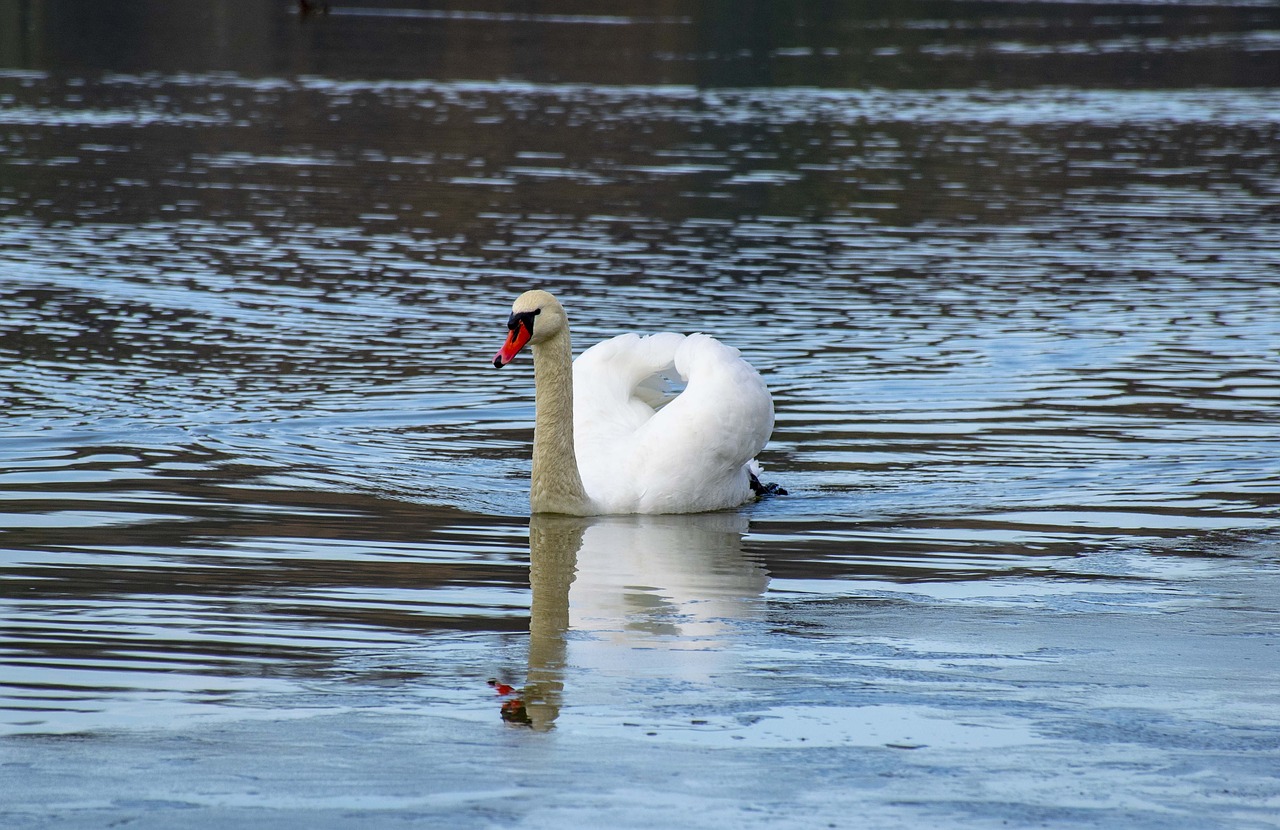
[493,322,532,368]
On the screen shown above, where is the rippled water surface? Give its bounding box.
[2,1,1279,827]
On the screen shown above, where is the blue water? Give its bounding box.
[2,2,1279,827]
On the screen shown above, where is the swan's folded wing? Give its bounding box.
[573,332,775,513]
[573,333,687,509]
[573,332,686,438]
[630,334,775,512]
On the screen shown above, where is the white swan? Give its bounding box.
[493,289,779,515]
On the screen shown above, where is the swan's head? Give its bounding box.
[493,289,568,369]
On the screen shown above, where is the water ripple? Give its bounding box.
[1,24,1278,735]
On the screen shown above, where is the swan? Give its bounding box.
[492,289,781,515]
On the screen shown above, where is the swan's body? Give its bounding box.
[494,290,777,515]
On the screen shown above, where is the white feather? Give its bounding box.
[573,332,775,514]
[501,289,778,515]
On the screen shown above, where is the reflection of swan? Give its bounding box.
[492,290,779,515]
[568,513,767,647]
[511,515,583,731]
[511,513,768,730]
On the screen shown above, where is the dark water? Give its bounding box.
[2,1,1279,827]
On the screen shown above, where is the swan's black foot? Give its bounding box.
[749,472,788,498]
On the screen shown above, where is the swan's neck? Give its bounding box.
[530,328,590,515]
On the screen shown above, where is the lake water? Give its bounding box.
[2,1,1279,827]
